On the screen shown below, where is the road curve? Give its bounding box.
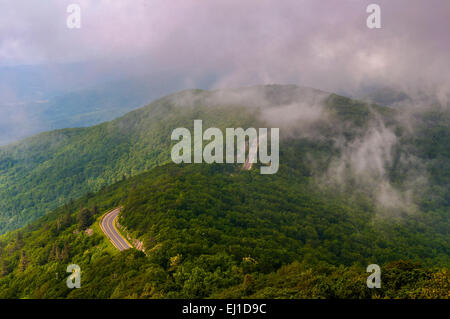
[100,208,132,251]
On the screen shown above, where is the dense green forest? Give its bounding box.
[0,85,448,298]
[0,85,380,233]
[0,88,257,233]
[0,162,448,298]
[0,84,424,234]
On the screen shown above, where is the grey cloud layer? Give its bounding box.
[1,0,449,96]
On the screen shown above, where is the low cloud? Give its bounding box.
[0,1,449,96]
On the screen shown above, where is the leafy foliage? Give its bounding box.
[0,89,256,233]
[0,85,448,298]
[0,162,447,298]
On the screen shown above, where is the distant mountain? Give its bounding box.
[0,79,153,145]
[360,87,411,106]
[0,85,448,236]
[0,62,216,145]
[0,87,255,232]
[30,78,179,129]
[0,62,124,102]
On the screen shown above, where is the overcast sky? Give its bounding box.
[1,0,449,97]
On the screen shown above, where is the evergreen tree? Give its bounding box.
[77,208,92,230]
[0,257,9,276]
[49,243,59,262]
[18,251,28,272]
[61,242,70,261]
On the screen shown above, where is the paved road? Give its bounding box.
[100,208,132,251]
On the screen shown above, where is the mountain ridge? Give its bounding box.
[0,84,446,235]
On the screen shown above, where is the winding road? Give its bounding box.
[100,207,132,251]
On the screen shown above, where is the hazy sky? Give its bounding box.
[1,0,450,96]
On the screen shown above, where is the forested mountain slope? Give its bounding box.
[0,82,448,297]
[0,162,448,298]
[0,84,448,240]
[0,85,358,232]
[0,88,258,233]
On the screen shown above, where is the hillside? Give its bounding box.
[0,162,448,298]
[0,76,181,146]
[0,85,337,233]
[0,88,257,233]
[0,84,448,298]
[1,85,449,235]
